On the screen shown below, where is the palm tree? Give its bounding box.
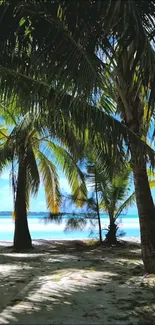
[62,163,155,245]
[85,163,134,244]
[100,171,135,244]
[0,113,87,249]
[103,43,155,271]
[0,1,155,271]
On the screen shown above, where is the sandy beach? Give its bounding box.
[0,238,155,325]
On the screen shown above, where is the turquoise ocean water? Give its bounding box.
[0,214,140,241]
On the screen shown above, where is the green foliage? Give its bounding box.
[37,150,61,213]
[0,0,154,171]
[0,111,87,216]
[89,165,135,221]
[46,213,63,225]
[19,18,26,27]
[65,217,87,231]
[45,141,87,206]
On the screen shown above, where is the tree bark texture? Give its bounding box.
[13,154,32,250]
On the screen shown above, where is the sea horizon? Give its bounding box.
[0,211,138,214]
[0,212,139,218]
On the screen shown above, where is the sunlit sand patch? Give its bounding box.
[0,265,25,276]
[0,239,154,325]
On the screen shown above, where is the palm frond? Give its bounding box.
[0,1,104,107]
[148,180,155,190]
[0,63,155,169]
[87,159,132,220]
[25,144,40,196]
[37,150,61,213]
[0,127,9,142]
[44,141,88,207]
[147,169,155,179]
[115,191,136,220]
[0,140,14,173]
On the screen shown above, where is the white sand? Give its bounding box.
[0,239,154,325]
[121,236,140,243]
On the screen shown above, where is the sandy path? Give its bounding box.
[0,239,155,325]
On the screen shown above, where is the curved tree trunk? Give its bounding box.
[115,44,155,273]
[13,155,32,250]
[132,159,155,273]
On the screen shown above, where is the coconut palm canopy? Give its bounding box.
[0,111,87,213]
[0,0,154,166]
[86,165,133,218]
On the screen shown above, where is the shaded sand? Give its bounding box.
[0,239,155,325]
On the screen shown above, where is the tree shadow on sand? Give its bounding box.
[0,240,154,325]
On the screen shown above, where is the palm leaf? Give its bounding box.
[0,2,104,107]
[0,127,9,142]
[44,141,88,207]
[0,141,14,173]
[114,173,155,219]
[25,144,40,197]
[115,191,136,220]
[149,180,155,189]
[37,150,61,213]
[0,63,155,169]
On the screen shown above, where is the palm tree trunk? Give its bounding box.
[115,45,155,273]
[105,214,118,244]
[13,155,32,250]
[95,169,102,243]
[132,158,155,273]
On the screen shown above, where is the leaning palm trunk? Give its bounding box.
[114,43,155,272]
[13,155,32,249]
[125,103,155,272]
[131,156,155,273]
[127,102,155,273]
[126,123,155,273]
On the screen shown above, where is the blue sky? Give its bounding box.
[0,166,70,212]
[0,166,138,214]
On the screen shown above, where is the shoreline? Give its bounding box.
[0,236,141,247]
